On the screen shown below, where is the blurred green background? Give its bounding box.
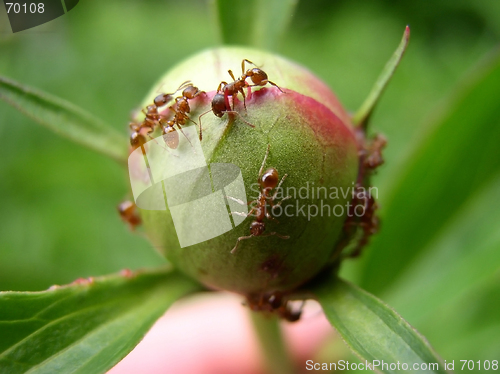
[1,0,499,370]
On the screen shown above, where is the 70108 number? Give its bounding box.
[5,3,45,13]
[460,360,498,370]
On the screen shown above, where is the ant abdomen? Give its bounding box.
[162,124,179,149]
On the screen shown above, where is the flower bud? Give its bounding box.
[132,47,359,295]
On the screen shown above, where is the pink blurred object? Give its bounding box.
[108,293,333,374]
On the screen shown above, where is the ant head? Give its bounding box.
[154,94,172,108]
[260,167,279,190]
[250,221,265,236]
[211,94,226,117]
[249,68,268,86]
[182,85,198,99]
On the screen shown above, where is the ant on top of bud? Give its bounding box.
[199,58,284,140]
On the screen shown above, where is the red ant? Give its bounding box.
[129,81,203,150]
[158,83,204,147]
[117,200,141,230]
[342,183,379,258]
[339,131,386,257]
[229,144,290,254]
[219,59,284,111]
[362,134,387,171]
[136,81,189,136]
[198,59,284,141]
[246,292,303,322]
[152,80,191,109]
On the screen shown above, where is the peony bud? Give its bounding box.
[131,47,360,296]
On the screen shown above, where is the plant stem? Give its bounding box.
[250,311,297,374]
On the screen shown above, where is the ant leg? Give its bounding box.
[248,81,285,93]
[226,196,247,206]
[263,232,290,240]
[229,211,248,218]
[177,80,192,91]
[227,197,258,215]
[275,233,290,239]
[186,116,199,126]
[175,125,194,148]
[185,116,203,141]
[192,90,205,99]
[270,196,291,218]
[224,91,233,111]
[217,81,228,93]
[269,193,291,209]
[238,88,247,111]
[272,173,288,201]
[228,70,237,81]
[267,80,285,93]
[231,234,254,254]
[265,210,280,223]
[156,80,192,95]
[258,144,271,178]
[274,196,292,207]
[242,59,257,72]
[223,110,255,128]
[197,109,213,140]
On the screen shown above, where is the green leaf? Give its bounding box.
[352,26,410,128]
[0,76,128,163]
[0,268,202,374]
[211,0,297,50]
[311,275,449,374]
[418,274,500,361]
[361,50,500,293]
[383,175,500,324]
